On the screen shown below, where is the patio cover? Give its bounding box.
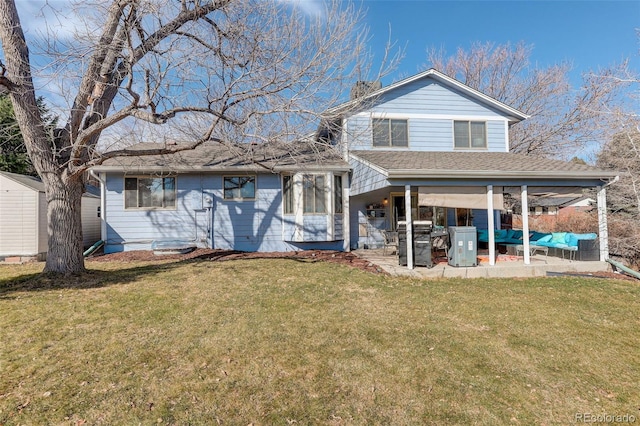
[418,186,504,210]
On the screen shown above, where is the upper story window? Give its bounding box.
[124,176,176,209]
[224,176,256,200]
[454,121,487,149]
[373,118,408,147]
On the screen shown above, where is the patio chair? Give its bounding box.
[382,230,398,255]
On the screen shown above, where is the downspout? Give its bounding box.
[89,169,106,245]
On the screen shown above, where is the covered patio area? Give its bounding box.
[355,247,613,279]
[349,150,620,271]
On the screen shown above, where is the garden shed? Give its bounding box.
[0,171,101,260]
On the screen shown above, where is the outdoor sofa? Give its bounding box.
[477,229,599,261]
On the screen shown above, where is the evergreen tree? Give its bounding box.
[0,94,57,176]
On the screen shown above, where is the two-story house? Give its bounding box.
[92,69,618,267]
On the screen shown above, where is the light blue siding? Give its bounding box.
[104,172,344,253]
[346,78,509,152]
[350,157,388,196]
[104,173,210,252]
[212,174,284,251]
[371,80,503,116]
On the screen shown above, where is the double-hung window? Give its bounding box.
[283,174,341,215]
[333,175,343,214]
[224,176,256,200]
[303,175,326,214]
[124,176,176,209]
[282,175,294,214]
[454,121,487,148]
[373,118,408,147]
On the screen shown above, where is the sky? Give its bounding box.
[360,0,639,86]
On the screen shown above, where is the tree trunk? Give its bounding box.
[42,174,85,274]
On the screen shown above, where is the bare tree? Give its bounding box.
[427,41,633,158]
[597,120,640,266]
[0,0,389,274]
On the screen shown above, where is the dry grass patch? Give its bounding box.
[0,258,639,425]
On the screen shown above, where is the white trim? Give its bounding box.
[342,172,350,251]
[123,175,178,210]
[293,173,304,241]
[504,121,509,152]
[405,185,414,269]
[597,186,609,261]
[521,185,530,265]
[487,185,495,266]
[327,173,334,241]
[326,68,529,122]
[357,111,511,122]
[222,174,257,201]
[453,120,488,150]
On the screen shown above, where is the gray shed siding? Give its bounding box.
[0,183,39,256]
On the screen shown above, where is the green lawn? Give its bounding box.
[1,258,638,425]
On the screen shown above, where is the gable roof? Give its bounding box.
[0,171,45,192]
[326,68,529,124]
[93,141,350,173]
[350,150,618,181]
[0,171,102,198]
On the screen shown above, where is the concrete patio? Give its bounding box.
[354,248,612,279]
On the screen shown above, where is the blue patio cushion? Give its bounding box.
[551,232,568,244]
[530,231,549,241]
[508,229,523,239]
[537,235,553,243]
[496,229,508,239]
[566,233,579,247]
[575,233,597,240]
[477,229,489,241]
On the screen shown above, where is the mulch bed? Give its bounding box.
[87,248,387,274]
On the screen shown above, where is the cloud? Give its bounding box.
[277,0,326,19]
[16,0,84,41]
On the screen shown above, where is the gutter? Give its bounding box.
[387,170,620,180]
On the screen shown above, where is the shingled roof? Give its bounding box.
[93,141,350,173]
[350,150,618,180]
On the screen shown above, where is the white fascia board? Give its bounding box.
[91,165,351,173]
[327,69,529,123]
[355,112,511,122]
[387,169,620,180]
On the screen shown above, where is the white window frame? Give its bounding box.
[124,175,177,210]
[303,174,327,214]
[282,174,294,215]
[223,175,256,201]
[454,120,487,149]
[372,118,409,148]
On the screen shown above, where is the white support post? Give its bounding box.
[487,185,496,266]
[327,173,334,242]
[294,173,304,242]
[521,185,530,265]
[342,172,350,252]
[597,186,609,261]
[405,185,414,269]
